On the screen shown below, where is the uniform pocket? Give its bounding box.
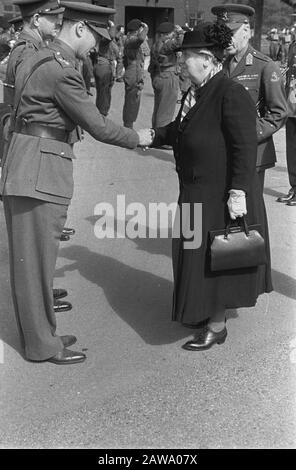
[35,139,74,199]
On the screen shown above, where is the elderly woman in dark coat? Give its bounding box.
[152,22,272,351]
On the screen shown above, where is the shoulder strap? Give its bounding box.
[12,55,54,123]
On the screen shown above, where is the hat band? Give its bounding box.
[84,20,107,29]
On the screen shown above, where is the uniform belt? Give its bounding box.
[14,122,70,142]
[160,66,176,72]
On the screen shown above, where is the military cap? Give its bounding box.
[13,0,64,17]
[60,1,115,41]
[8,15,23,25]
[211,3,255,30]
[126,18,142,32]
[157,22,174,34]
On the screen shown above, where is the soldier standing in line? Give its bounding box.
[149,22,183,129]
[212,3,288,192]
[93,20,119,116]
[122,19,148,129]
[2,0,74,310]
[0,1,153,365]
[276,34,296,206]
[268,28,279,62]
[114,24,125,82]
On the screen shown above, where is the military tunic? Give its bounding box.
[0,39,139,361]
[93,34,119,116]
[224,45,287,183]
[122,26,148,128]
[149,31,183,128]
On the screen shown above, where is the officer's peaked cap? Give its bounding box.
[60,1,115,41]
[8,15,23,25]
[211,3,255,31]
[157,22,174,34]
[13,0,64,17]
[126,18,142,32]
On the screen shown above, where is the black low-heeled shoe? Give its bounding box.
[182,326,227,351]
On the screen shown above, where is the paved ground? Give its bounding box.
[0,78,296,449]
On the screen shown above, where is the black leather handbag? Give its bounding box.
[209,216,267,271]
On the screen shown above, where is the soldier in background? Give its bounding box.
[122,19,148,129]
[267,27,279,61]
[212,3,288,192]
[93,20,119,116]
[276,34,296,206]
[149,22,183,128]
[114,24,125,82]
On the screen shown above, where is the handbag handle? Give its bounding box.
[224,216,249,239]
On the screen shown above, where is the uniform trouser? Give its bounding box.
[122,64,144,128]
[3,195,68,361]
[93,62,114,117]
[269,42,279,61]
[285,117,296,191]
[116,57,124,80]
[152,71,179,128]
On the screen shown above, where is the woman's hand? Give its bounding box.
[227,189,247,220]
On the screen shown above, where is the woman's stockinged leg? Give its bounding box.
[208,309,226,333]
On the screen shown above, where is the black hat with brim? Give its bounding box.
[61,1,116,41]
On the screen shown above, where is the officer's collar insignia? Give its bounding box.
[271,71,280,82]
[246,53,253,65]
[55,52,70,66]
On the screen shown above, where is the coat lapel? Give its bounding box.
[178,72,224,131]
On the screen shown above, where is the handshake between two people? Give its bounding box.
[136,128,155,148]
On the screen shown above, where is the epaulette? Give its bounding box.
[251,48,271,63]
[53,51,72,68]
[11,40,38,53]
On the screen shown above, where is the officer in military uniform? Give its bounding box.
[93,20,119,116]
[276,36,296,206]
[149,22,183,128]
[3,1,76,248]
[212,3,288,191]
[122,19,148,129]
[0,1,152,365]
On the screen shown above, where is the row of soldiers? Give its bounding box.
[267,26,295,63]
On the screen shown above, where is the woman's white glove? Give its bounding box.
[227,189,247,220]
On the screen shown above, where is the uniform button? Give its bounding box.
[259,131,263,135]
[245,86,249,90]
[61,151,65,156]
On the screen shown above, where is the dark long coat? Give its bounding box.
[153,71,273,325]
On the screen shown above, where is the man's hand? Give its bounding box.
[227,189,247,220]
[137,128,155,147]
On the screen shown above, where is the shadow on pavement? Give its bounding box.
[271,269,296,300]
[270,165,288,174]
[56,244,191,345]
[263,187,287,199]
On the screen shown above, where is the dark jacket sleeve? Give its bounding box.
[151,120,178,147]
[222,82,258,193]
[54,68,139,149]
